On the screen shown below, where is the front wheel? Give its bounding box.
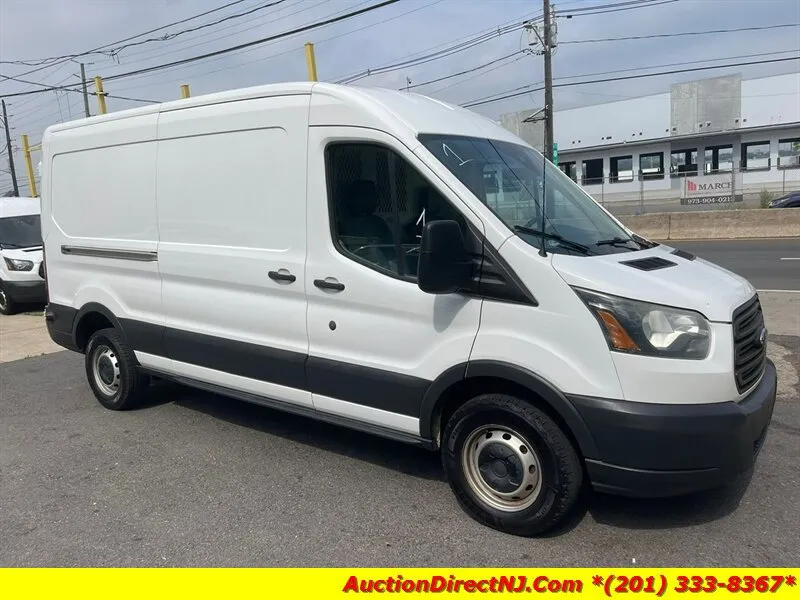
[442,394,583,536]
[0,282,17,315]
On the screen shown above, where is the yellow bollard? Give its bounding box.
[21,134,38,197]
[94,76,107,114]
[304,42,318,82]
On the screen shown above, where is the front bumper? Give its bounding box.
[3,279,47,303]
[569,359,777,497]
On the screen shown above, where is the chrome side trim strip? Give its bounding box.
[61,245,158,262]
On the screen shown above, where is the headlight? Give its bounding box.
[574,287,711,359]
[3,257,34,271]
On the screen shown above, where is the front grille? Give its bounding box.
[732,295,767,393]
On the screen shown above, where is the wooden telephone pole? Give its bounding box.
[542,0,554,161]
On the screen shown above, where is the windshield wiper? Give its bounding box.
[631,233,659,249]
[595,236,639,249]
[513,226,592,255]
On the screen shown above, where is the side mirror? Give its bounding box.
[417,220,472,294]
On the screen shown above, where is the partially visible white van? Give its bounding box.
[40,83,777,536]
[0,196,46,314]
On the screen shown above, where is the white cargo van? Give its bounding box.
[0,196,46,314]
[40,83,776,536]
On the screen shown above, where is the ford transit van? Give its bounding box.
[40,83,777,536]
[0,196,46,314]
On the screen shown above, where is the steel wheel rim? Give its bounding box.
[92,344,120,398]
[461,424,543,512]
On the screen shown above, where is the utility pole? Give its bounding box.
[1,100,20,196]
[79,63,91,118]
[542,0,554,161]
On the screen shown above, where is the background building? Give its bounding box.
[500,73,800,214]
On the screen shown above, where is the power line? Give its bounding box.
[335,20,533,85]
[561,23,800,44]
[0,74,61,88]
[102,0,374,87]
[3,1,306,104]
[329,6,541,84]
[429,54,527,95]
[3,0,252,70]
[401,51,524,91]
[105,0,290,57]
[560,0,678,16]
[559,0,677,13]
[93,3,531,94]
[106,0,438,94]
[94,0,326,68]
[338,1,681,88]
[98,0,402,84]
[462,55,800,108]
[556,48,800,81]
[460,49,799,107]
[0,0,402,99]
[101,93,162,105]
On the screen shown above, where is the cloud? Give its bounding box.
[1,0,798,193]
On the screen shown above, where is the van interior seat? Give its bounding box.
[338,179,394,246]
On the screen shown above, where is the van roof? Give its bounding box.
[0,196,40,218]
[43,82,524,147]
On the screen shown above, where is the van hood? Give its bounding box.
[1,246,43,259]
[551,244,756,322]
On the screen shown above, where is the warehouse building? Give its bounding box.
[500,72,800,211]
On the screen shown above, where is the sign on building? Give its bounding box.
[680,172,744,205]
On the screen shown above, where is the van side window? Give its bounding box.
[326,143,465,280]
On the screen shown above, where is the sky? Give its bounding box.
[1,0,799,195]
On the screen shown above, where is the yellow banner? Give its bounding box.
[2,568,797,599]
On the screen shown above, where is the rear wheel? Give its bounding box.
[0,282,17,315]
[442,393,583,536]
[85,328,149,410]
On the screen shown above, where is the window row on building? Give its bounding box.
[557,137,800,185]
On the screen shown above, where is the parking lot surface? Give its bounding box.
[1,241,799,566]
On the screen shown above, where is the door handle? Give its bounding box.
[314,278,345,292]
[268,269,296,283]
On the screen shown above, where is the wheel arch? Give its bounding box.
[73,302,127,351]
[420,360,599,459]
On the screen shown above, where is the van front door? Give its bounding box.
[304,127,483,437]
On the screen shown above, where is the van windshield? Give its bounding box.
[0,214,42,249]
[418,134,650,256]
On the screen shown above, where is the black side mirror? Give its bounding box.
[417,220,472,294]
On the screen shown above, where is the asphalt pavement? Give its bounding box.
[667,238,800,291]
[1,297,799,567]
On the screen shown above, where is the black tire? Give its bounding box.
[442,393,583,537]
[84,327,149,410]
[0,282,17,315]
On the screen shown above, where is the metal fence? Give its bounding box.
[571,165,799,216]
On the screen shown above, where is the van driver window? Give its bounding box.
[326,143,464,280]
